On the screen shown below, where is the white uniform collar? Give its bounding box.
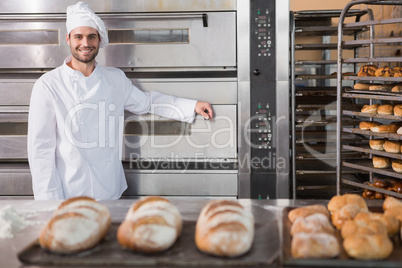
[63,56,101,79]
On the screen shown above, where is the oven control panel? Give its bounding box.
[249,0,277,198]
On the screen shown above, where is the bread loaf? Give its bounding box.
[392,160,402,173]
[375,66,394,77]
[383,196,402,224]
[195,199,254,257]
[117,196,182,253]
[343,234,393,260]
[39,196,111,254]
[290,213,335,236]
[384,140,401,153]
[369,139,385,151]
[359,121,380,130]
[361,104,379,114]
[354,83,371,90]
[377,104,394,115]
[357,65,378,77]
[327,194,368,214]
[370,124,398,133]
[372,156,391,169]
[288,204,330,223]
[340,212,388,239]
[291,232,340,259]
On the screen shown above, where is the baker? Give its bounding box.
[27,2,213,200]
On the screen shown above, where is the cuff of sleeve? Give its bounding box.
[175,98,197,123]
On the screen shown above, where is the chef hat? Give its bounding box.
[66,2,108,48]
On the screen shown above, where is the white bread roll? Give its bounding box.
[369,139,385,151]
[195,199,255,257]
[384,140,401,153]
[288,204,330,223]
[290,213,335,236]
[343,234,393,260]
[117,196,182,253]
[39,196,111,254]
[372,156,391,169]
[291,232,340,259]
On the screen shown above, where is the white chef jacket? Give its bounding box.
[28,56,197,200]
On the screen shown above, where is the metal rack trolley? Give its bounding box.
[336,0,402,198]
[291,9,369,199]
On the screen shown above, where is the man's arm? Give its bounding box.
[27,79,64,200]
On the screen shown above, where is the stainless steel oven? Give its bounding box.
[0,0,290,198]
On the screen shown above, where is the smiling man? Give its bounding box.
[27,2,213,200]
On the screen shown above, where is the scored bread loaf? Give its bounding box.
[195,199,255,257]
[39,196,111,254]
[117,196,182,253]
[340,212,388,239]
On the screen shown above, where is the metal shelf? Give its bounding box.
[343,76,402,82]
[341,178,402,199]
[344,37,402,46]
[295,43,365,50]
[342,110,402,121]
[343,57,402,63]
[342,127,402,140]
[342,92,402,101]
[343,159,402,179]
[343,144,402,160]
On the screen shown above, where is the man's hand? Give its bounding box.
[195,101,213,120]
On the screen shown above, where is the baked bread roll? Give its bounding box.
[341,212,388,239]
[383,196,402,224]
[369,84,392,91]
[290,213,335,236]
[331,204,363,230]
[383,140,400,153]
[362,188,375,199]
[369,139,385,151]
[117,196,182,253]
[288,204,330,223]
[291,232,340,259]
[372,156,390,169]
[195,199,254,257]
[343,234,393,260]
[375,66,395,77]
[358,65,378,77]
[384,140,401,153]
[370,124,398,133]
[391,160,402,173]
[366,212,399,236]
[359,121,380,130]
[394,104,402,116]
[391,84,402,92]
[383,196,402,211]
[377,104,394,115]
[361,104,379,114]
[327,194,368,214]
[353,83,371,90]
[39,196,111,254]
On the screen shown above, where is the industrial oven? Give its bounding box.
[0,0,290,199]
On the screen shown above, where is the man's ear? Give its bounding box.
[66,33,70,45]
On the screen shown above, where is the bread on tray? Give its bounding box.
[39,196,111,254]
[195,199,255,257]
[117,196,182,253]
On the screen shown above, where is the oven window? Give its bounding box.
[108,29,189,44]
[0,30,59,45]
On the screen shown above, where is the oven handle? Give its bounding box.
[0,13,209,27]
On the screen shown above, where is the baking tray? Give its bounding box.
[18,220,279,267]
[281,206,402,267]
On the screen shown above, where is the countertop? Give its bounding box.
[0,198,385,268]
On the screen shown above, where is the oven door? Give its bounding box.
[0,12,236,69]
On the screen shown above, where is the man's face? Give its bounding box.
[66,26,100,64]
